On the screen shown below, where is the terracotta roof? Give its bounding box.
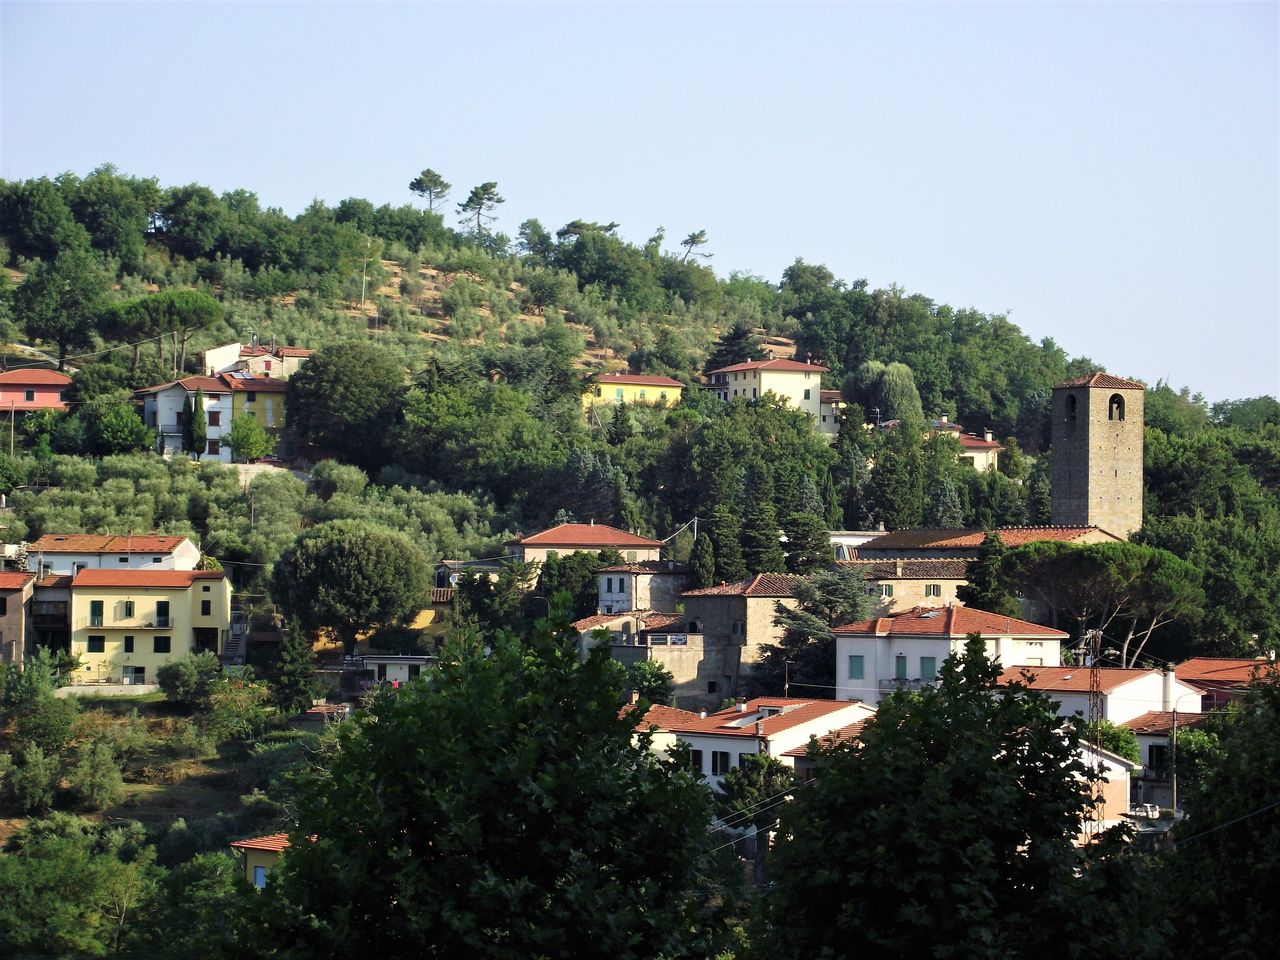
[622,702,702,731]
[72,569,225,589]
[136,376,228,395]
[599,560,689,574]
[1175,657,1276,687]
[430,587,455,604]
[218,374,288,393]
[29,534,191,554]
[1053,372,1146,390]
[572,610,655,632]
[834,605,1066,638]
[958,434,1003,450]
[230,832,292,853]
[682,573,805,598]
[35,574,72,589]
[594,373,685,388]
[820,389,844,403]
[0,571,35,590]
[666,697,864,739]
[516,522,662,549]
[240,344,312,359]
[1122,710,1212,737]
[706,358,830,375]
[635,613,685,632]
[275,346,314,358]
[0,368,72,385]
[834,559,971,580]
[781,720,867,757]
[855,526,1116,552]
[998,665,1162,694]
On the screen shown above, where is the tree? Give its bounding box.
[69,740,125,810]
[782,476,831,574]
[703,320,765,374]
[865,421,924,529]
[679,229,711,262]
[757,637,1150,959]
[13,247,105,368]
[287,342,405,468]
[4,744,60,813]
[955,530,1021,617]
[15,692,78,754]
[741,466,786,573]
[272,520,429,657]
[689,532,716,588]
[457,181,504,234]
[607,399,633,445]
[1078,718,1141,763]
[272,628,318,714]
[629,659,675,705]
[713,752,795,884]
[157,651,222,709]
[228,412,275,461]
[90,401,153,455]
[408,168,451,212]
[709,501,747,583]
[245,603,715,959]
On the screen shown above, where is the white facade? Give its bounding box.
[27,540,201,576]
[596,567,688,615]
[140,382,233,463]
[1044,672,1203,725]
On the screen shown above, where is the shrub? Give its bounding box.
[7,744,60,813]
[204,678,275,743]
[68,741,125,810]
[157,652,222,709]
[15,694,79,754]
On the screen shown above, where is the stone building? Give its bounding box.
[1050,372,1145,539]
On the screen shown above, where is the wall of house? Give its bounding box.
[583,382,682,409]
[818,399,842,436]
[868,577,965,615]
[760,370,822,421]
[0,381,69,411]
[521,545,661,565]
[69,579,230,684]
[239,848,281,887]
[597,572,687,614]
[27,542,200,576]
[145,388,234,462]
[0,581,33,664]
[202,343,242,375]
[614,637,722,707]
[231,390,286,430]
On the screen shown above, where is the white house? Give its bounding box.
[664,696,876,788]
[818,389,844,437]
[597,560,689,614]
[136,376,233,462]
[26,534,201,575]
[705,358,828,424]
[834,605,1067,705]
[1122,709,1214,810]
[202,340,313,379]
[998,665,1204,726]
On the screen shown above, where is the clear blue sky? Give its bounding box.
[3,1,1276,402]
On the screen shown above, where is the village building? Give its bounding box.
[835,558,970,614]
[1122,709,1215,810]
[510,521,663,565]
[230,833,292,889]
[201,339,313,379]
[1174,656,1277,708]
[997,665,1204,726]
[583,373,685,411]
[26,533,201,576]
[705,358,828,424]
[597,560,689,614]
[0,571,36,665]
[852,525,1121,560]
[0,367,71,415]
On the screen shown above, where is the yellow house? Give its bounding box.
[230,832,291,888]
[69,569,231,685]
[705,358,829,423]
[220,373,289,431]
[584,373,685,411]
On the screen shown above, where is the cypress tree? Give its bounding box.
[710,502,747,583]
[866,422,924,529]
[689,532,716,588]
[273,628,319,714]
[190,388,207,460]
[741,466,786,573]
[927,473,965,528]
[607,400,633,446]
[180,393,194,457]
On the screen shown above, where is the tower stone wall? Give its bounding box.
[1050,375,1144,539]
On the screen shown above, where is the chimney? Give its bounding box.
[1163,668,1176,711]
[755,720,765,736]
[877,521,886,532]
[699,709,707,719]
[984,428,994,443]
[630,690,640,705]
[590,518,595,526]
[940,413,948,424]
[736,697,747,713]
[894,560,903,577]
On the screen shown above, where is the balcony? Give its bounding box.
[879,677,938,692]
[73,616,173,630]
[613,632,704,648]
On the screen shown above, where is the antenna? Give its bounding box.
[1085,627,1104,838]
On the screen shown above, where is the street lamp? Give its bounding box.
[1169,688,1203,816]
[530,595,551,620]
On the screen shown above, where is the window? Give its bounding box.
[87,635,105,653]
[847,654,864,680]
[895,655,908,680]
[920,656,937,681]
[24,389,34,401]
[639,389,646,400]
[606,578,614,593]
[124,635,134,653]
[712,751,732,775]
[118,556,129,564]
[690,750,704,774]
[880,584,894,598]
[1109,393,1125,421]
[1149,744,1168,771]
[615,388,624,400]
[207,440,220,455]
[90,600,103,627]
[595,386,602,397]
[208,410,221,427]
[245,391,256,402]
[626,551,637,562]
[660,391,667,401]
[752,388,757,399]
[202,585,210,592]
[1025,657,1043,667]
[925,584,941,598]
[253,865,267,890]
[201,600,211,616]
[74,562,87,574]
[123,600,135,618]
[156,601,170,627]
[153,636,171,653]
[1066,393,1077,421]
[152,557,162,564]
[803,388,811,400]
[739,754,754,770]
[707,680,718,694]
[0,597,5,616]
[408,664,421,679]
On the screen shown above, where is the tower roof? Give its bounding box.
[1053,372,1145,390]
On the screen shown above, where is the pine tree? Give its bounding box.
[955,530,1021,617]
[1026,454,1052,523]
[927,473,965,528]
[822,471,843,529]
[741,466,786,573]
[689,532,716,588]
[703,320,765,374]
[607,400,633,445]
[865,422,924,529]
[710,502,747,583]
[783,476,832,574]
[273,628,318,714]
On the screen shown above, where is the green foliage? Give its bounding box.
[204,676,275,742]
[68,740,125,810]
[535,549,623,620]
[955,530,1021,617]
[12,246,105,365]
[713,753,795,882]
[288,342,405,468]
[0,453,18,495]
[272,519,430,654]
[758,637,1149,959]
[456,180,504,234]
[741,465,786,573]
[15,693,79,755]
[156,651,223,709]
[408,168,451,212]
[865,421,924,529]
[703,320,764,374]
[248,605,714,958]
[272,628,318,714]
[228,412,274,461]
[689,531,716,588]
[90,400,154,455]
[629,659,675,706]
[6,743,61,813]
[1078,718,1141,764]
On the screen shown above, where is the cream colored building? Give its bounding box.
[69,569,231,685]
[511,521,663,565]
[957,431,1004,471]
[705,358,828,423]
[230,833,291,889]
[584,373,685,411]
[835,558,970,614]
[597,560,689,614]
[853,525,1122,560]
[818,389,844,437]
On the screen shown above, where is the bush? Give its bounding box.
[68,741,124,810]
[204,678,275,743]
[167,718,217,760]
[7,744,60,813]
[157,652,222,709]
[14,694,79,754]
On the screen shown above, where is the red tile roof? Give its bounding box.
[594,373,685,388]
[136,376,228,395]
[599,560,689,574]
[781,720,867,757]
[1053,372,1145,390]
[835,605,1066,638]
[0,571,35,590]
[958,434,1004,450]
[218,374,288,393]
[29,534,192,554]
[820,389,844,403]
[1121,710,1212,736]
[35,574,72,589]
[72,569,225,589]
[998,665,1161,694]
[230,832,292,853]
[834,559,971,580]
[636,613,685,632]
[0,368,72,385]
[240,344,313,359]
[665,697,865,738]
[706,358,830,375]
[1175,657,1276,687]
[571,609,679,632]
[516,522,662,549]
[682,573,805,598]
[275,346,314,358]
[856,526,1116,552]
[622,702,702,731]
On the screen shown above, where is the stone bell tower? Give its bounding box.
[1050,372,1145,539]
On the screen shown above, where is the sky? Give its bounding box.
[2,0,1276,402]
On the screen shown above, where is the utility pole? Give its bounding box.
[360,238,371,308]
[8,402,14,459]
[1084,627,1104,837]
